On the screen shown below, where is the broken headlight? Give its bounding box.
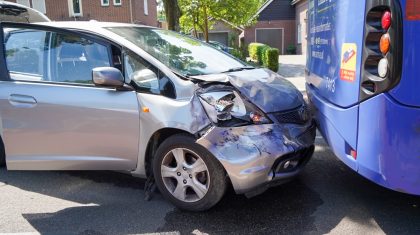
[198,90,271,126]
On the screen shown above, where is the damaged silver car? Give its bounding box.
[0,21,315,211]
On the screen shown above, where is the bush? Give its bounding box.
[286,44,297,55]
[262,48,279,72]
[248,43,271,65]
[248,43,279,71]
[248,43,262,61]
[230,48,245,61]
[258,45,270,65]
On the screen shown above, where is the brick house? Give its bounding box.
[243,0,296,55]
[6,0,157,26]
[197,20,243,47]
[292,0,308,55]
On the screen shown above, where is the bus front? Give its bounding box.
[306,0,420,195]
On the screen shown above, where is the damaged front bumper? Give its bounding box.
[197,121,315,197]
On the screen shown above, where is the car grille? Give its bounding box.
[272,105,310,124]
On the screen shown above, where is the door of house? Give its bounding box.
[256,28,283,54]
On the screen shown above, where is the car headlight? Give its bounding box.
[198,90,271,126]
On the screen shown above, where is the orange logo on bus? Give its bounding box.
[340,43,357,82]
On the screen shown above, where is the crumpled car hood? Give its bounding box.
[193,68,304,113]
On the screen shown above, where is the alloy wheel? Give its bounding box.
[160,148,210,202]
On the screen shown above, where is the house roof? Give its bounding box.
[220,19,245,31]
[249,0,274,21]
[249,0,296,22]
[201,17,244,32]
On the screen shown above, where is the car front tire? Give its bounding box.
[153,134,227,211]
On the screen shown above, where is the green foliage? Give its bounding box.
[248,43,279,72]
[286,44,297,55]
[179,0,262,40]
[248,43,264,61]
[228,34,238,47]
[263,48,279,72]
[248,43,269,65]
[260,45,269,65]
[230,48,245,61]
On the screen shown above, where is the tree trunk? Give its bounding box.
[163,0,181,31]
[203,5,209,42]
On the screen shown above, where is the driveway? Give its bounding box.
[278,55,307,92]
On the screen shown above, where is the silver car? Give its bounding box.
[0,19,315,211]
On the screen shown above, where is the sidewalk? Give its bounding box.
[277,55,306,92]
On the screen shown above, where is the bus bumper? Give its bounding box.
[307,85,420,195]
[358,93,420,195]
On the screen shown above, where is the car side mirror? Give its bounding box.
[92,67,125,88]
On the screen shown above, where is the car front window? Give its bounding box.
[106,27,246,76]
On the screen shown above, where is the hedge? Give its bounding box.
[248,43,279,72]
[263,48,279,72]
[248,43,269,63]
[230,48,245,61]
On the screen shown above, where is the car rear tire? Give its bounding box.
[0,137,5,167]
[153,134,227,211]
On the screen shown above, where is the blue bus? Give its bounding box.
[306,0,420,195]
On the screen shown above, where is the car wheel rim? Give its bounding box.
[161,148,210,203]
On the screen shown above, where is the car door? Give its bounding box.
[0,23,140,170]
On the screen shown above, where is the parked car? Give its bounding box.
[0,19,315,211]
[0,1,50,23]
[207,40,234,53]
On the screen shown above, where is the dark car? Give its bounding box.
[207,40,234,53]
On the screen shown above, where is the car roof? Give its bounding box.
[0,1,50,23]
[35,21,155,33]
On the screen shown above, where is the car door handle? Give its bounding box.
[9,94,37,108]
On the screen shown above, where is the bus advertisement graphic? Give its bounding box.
[340,43,357,82]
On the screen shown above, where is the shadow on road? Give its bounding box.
[1,139,419,234]
[159,179,322,234]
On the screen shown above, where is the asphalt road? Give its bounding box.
[0,136,419,235]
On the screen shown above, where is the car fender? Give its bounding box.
[131,92,211,177]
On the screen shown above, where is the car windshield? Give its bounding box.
[106,27,247,76]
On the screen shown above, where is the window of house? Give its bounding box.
[69,0,82,16]
[297,24,302,44]
[16,0,30,7]
[113,0,122,6]
[101,0,110,6]
[32,0,47,14]
[144,0,148,15]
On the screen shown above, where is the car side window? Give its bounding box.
[4,27,111,85]
[51,33,111,84]
[4,29,49,81]
[124,53,176,98]
[124,53,160,94]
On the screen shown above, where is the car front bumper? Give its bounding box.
[196,121,315,196]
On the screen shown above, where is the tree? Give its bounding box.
[162,0,182,31]
[179,0,263,42]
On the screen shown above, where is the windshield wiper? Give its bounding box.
[220,66,255,74]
